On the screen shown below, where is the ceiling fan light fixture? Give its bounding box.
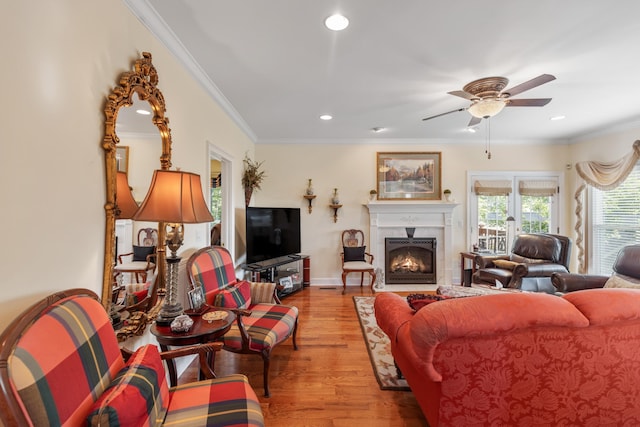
[468,98,506,119]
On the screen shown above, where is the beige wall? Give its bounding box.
[255,141,573,283]
[0,0,253,333]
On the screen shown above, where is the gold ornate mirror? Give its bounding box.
[102,52,172,313]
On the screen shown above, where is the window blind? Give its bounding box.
[519,180,557,196]
[473,180,512,196]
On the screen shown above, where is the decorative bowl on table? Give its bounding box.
[202,311,228,323]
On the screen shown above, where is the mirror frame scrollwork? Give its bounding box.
[102,52,172,311]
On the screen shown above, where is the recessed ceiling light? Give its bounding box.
[320,114,333,121]
[550,115,566,121]
[372,127,386,133]
[325,14,349,31]
[136,109,151,115]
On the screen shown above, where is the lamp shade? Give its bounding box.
[133,170,214,224]
[116,172,139,219]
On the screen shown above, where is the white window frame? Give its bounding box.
[467,171,563,252]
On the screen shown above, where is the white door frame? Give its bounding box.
[207,141,235,258]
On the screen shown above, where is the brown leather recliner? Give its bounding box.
[552,244,640,293]
[473,233,572,293]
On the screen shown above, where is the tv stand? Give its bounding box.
[243,255,310,299]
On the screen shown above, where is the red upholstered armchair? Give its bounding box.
[187,246,299,397]
[0,288,264,426]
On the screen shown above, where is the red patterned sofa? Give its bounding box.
[375,289,640,426]
[0,288,264,426]
[187,246,298,397]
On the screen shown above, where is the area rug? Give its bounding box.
[353,296,410,391]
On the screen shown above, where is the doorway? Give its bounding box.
[207,142,234,258]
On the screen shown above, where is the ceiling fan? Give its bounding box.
[422,74,556,127]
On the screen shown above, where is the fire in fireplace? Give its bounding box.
[385,236,436,284]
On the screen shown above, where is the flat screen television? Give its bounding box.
[246,207,301,264]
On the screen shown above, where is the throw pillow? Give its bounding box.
[125,282,151,306]
[132,245,155,262]
[214,280,252,309]
[249,281,276,304]
[344,246,366,262]
[603,275,640,289]
[87,345,169,427]
[407,293,450,311]
[493,259,518,271]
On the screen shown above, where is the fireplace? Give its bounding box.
[385,237,436,284]
[366,201,457,286]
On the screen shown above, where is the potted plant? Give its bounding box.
[369,189,378,201]
[242,153,266,206]
[443,188,452,201]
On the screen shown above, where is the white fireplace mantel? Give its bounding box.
[366,201,458,285]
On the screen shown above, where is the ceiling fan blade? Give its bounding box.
[468,116,482,127]
[422,107,466,121]
[447,90,475,100]
[507,98,552,107]
[503,74,555,97]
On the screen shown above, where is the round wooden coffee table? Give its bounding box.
[150,308,236,386]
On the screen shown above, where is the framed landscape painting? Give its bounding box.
[376,152,441,200]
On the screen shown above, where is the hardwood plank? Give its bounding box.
[179,287,429,426]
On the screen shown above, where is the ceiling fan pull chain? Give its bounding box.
[485,118,492,159]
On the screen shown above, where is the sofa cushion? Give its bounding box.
[563,288,640,325]
[132,245,155,262]
[344,246,366,262]
[87,344,169,426]
[604,274,640,289]
[492,259,518,270]
[214,280,252,309]
[10,295,124,427]
[223,303,298,351]
[164,374,264,426]
[511,234,561,262]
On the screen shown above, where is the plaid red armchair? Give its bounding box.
[0,288,264,426]
[187,246,299,397]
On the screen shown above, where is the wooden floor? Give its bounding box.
[179,286,429,426]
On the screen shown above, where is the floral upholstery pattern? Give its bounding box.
[375,288,640,426]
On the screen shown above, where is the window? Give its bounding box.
[469,173,560,254]
[590,164,640,274]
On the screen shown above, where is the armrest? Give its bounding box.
[365,252,375,263]
[123,342,224,380]
[474,254,510,268]
[117,252,134,264]
[513,263,569,278]
[551,272,608,292]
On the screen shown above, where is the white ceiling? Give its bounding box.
[126,0,640,144]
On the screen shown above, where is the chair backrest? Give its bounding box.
[511,233,571,269]
[613,244,640,279]
[187,246,238,305]
[342,229,365,248]
[138,228,158,246]
[211,223,222,246]
[0,289,124,426]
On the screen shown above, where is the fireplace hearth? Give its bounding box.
[385,237,436,284]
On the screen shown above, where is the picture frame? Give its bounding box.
[188,286,205,311]
[116,146,129,174]
[279,276,293,290]
[376,152,442,200]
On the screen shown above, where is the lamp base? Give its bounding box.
[156,255,183,325]
[155,303,184,326]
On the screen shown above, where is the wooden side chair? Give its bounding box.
[0,288,264,426]
[341,229,376,294]
[114,227,158,283]
[187,246,299,397]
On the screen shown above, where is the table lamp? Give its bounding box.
[133,169,213,324]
